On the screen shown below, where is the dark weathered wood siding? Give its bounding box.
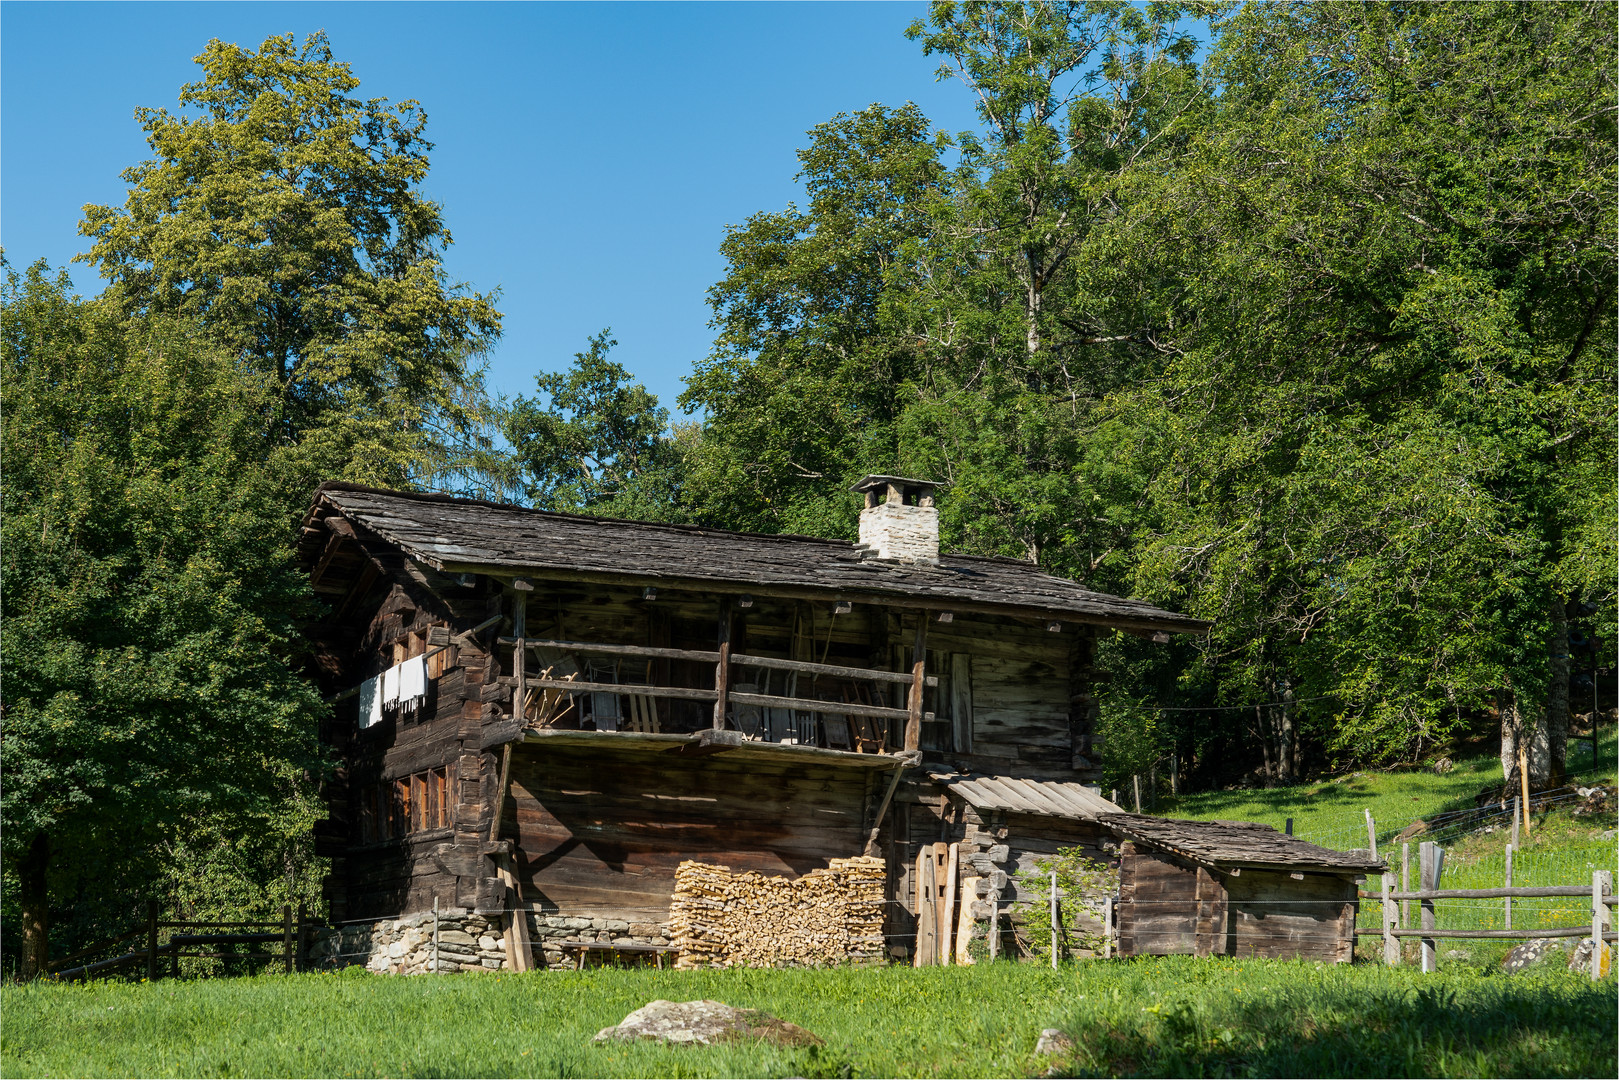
[1115,844,1359,962]
[505,744,872,923]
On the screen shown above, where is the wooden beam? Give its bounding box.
[713,597,732,730]
[732,653,937,687]
[905,616,928,752]
[862,765,907,857]
[729,691,922,723]
[513,590,527,726]
[507,638,938,687]
[506,637,720,664]
[309,530,346,588]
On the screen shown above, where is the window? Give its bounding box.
[359,766,453,842]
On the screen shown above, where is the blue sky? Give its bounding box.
[2,1,984,414]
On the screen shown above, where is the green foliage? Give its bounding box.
[76,31,503,492]
[0,260,326,968]
[1091,1,1618,764]
[502,330,689,519]
[1013,847,1120,959]
[1,959,1611,1078]
[681,102,946,536]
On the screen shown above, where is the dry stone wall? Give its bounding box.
[309,908,673,974]
[309,909,506,974]
[669,856,886,969]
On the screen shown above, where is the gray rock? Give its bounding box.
[594,1000,824,1047]
[1035,1029,1075,1057]
[1503,938,1571,973]
[437,930,476,947]
[606,920,630,933]
[1567,938,1612,975]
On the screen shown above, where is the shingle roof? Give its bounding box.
[1099,813,1388,872]
[931,772,1124,819]
[305,484,1208,633]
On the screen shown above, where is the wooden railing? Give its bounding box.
[1354,863,1615,979]
[499,636,937,753]
[47,903,313,982]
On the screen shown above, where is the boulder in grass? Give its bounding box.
[593,1000,823,1047]
[1035,1029,1076,1056]
[1502,938,1571,973]
[1567,938,1613,977]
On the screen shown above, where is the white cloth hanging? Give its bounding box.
[381,663,402,706]
[358,675,384,729]
[397,655,428,713]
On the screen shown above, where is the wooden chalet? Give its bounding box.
[1103,814,1387,963]
[298,476,1207,968]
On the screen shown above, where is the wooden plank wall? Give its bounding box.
[1116,843,1202,956]
[504,744,872,923]
[1223,869,1358,962]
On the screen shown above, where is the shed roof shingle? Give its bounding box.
[306,484,1207,632]
[1099,813,1388,872]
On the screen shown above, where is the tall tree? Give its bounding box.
[503,330,690,519]
[1,262,325,979]
[76,32,502,493]
[1096,0,1616,777]
[681,103,947,536]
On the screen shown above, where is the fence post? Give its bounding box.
[282,904,293,975]
[296,903,310,973]
[432,897,440,975]
[988,902,998,963]
[1593,871,1613,981]
[1519,746,1531,836]
[1132,775,1141,814]
[146,901,159,982]
[1510,796,1520,850]
[1285,817,1293,836]
[1364,810,1378,859]
[1103,895,1114,959]
[1419,842,1436,973]
[1050,870,1060,969]
[1381,872,1399,966]
[1401,844,1411,929]
[1504,844,1513,931]
[1170,753,1178,797]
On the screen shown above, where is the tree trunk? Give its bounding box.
[1276,680,1297,785]
[1500,688,1552,794]
[19,832,50,980]
[1545,598,1570,787]
[1255,704,1275,787]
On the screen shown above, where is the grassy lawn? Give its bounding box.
[1155,725,1617,853]
[3,958,1613,1078]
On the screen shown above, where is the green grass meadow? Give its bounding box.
[3,957,1614,1079]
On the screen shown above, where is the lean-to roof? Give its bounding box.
[303,483,1208,633]
[930,772,1124,819]
[1099,813,1388,873]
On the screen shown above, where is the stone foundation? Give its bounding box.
[309,909,673,974]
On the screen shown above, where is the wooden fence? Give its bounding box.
[47,903,320,982]
[1353,840,1615,979]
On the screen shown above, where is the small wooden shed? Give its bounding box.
[1100,814,1386,963]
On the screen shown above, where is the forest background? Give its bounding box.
[3,1,1614,978]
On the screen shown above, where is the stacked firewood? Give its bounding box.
[669,856,886,969]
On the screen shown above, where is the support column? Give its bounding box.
[905,615,928,752]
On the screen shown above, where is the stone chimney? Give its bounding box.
[851,475,941,565]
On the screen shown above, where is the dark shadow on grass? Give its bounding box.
[1049,975,1616,1078]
